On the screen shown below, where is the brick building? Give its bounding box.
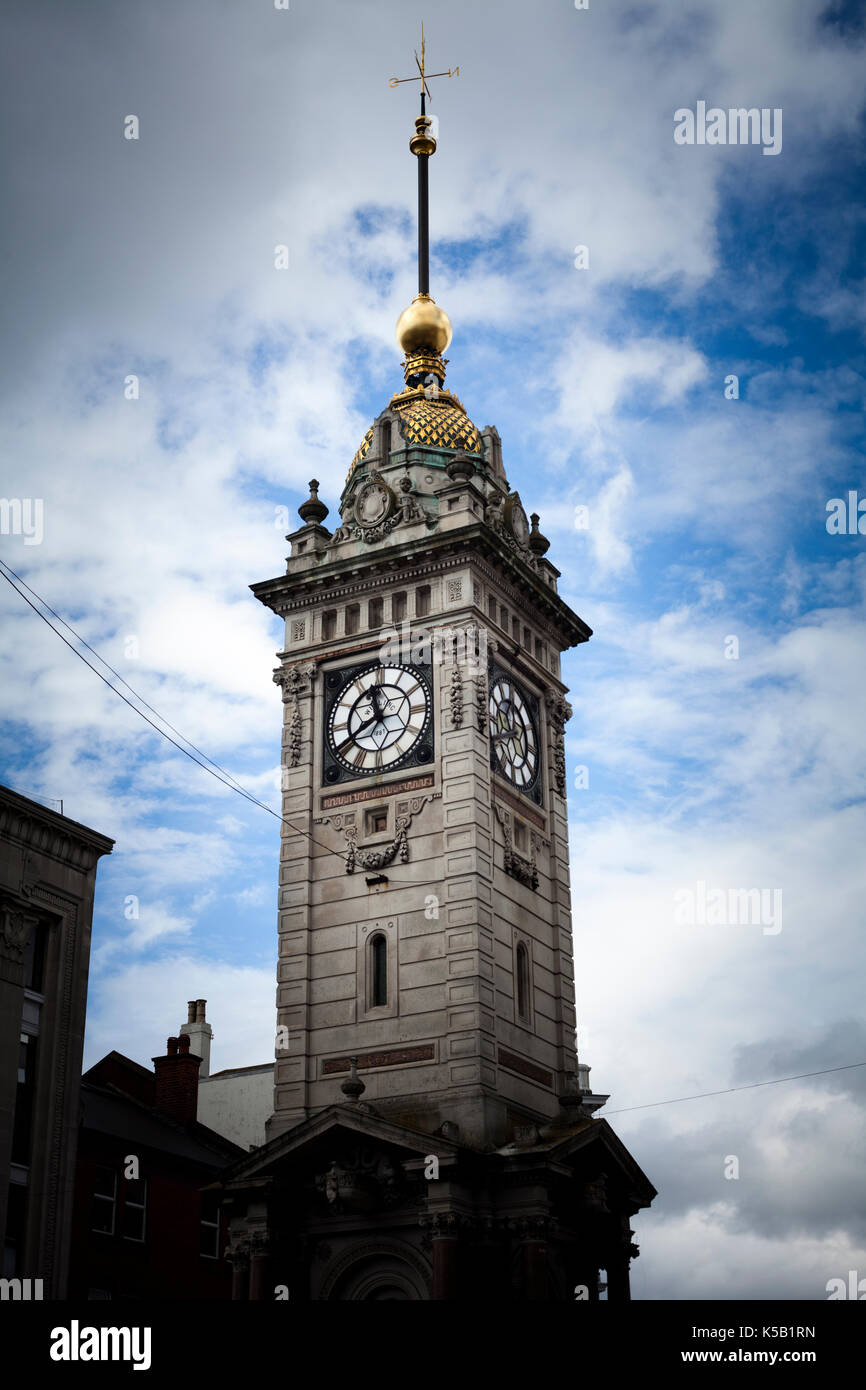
[68,1037,244,1301]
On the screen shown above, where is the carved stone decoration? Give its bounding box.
[475,667,488,734]
[508,1214,553,1242]
[493,803,547,891]
[274,661,317,767]
[226,1231,251,1270]
[397,474,424,525]
[545,689,573,795]
[483,489,539,569]
[0,898,38,963]
[449,663,464,728]
[313,1147,404,1213]
[318,795,436,874]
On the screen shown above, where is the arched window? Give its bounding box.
[371,934,388,1008]
[516,942,529,1021]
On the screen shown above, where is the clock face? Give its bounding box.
[324,662,432,780]
[489,675,539,793]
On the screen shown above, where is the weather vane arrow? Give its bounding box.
[389,22,459,100]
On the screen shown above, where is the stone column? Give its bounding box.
[229,1235,250,1301]
[423,1213,461,1301]
[521,1217,552,1301]
[249,1232,270,1301]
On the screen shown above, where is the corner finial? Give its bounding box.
[340,1055,366,1102]
[297,479,329,526]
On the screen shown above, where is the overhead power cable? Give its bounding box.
[4,561,866,1120]
[603,1061,866,1115]
[0,557,338,855]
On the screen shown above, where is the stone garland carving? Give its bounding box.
[545,689,573,796]
[449,663,464,728]
[493,803,549,892]
[317,795,435,874]
[475,668,488,734]
[273,662,317,768]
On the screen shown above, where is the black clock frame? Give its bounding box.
[322,657,434,787]
[488,661,543,807]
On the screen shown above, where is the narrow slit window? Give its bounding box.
[371,934,388,1008]
[516,943,529,1021]
[345,604,360,636]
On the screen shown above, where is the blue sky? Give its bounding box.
[1,0,865,1298]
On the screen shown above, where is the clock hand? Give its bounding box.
[336,712,378,753]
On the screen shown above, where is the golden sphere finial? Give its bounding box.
[395,293,453,356]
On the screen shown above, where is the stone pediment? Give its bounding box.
[220,1104,461,1189]
[497,1117,656,1210]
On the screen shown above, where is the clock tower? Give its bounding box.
[222,34,654,1300]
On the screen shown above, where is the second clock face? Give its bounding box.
[325,662,432,777]
[489,675,539,792]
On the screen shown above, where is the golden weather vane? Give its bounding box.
[389,23,459,103]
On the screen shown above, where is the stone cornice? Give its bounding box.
[252,525,590,648]
[0,787,114,874]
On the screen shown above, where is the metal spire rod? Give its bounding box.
[389,24,459,299]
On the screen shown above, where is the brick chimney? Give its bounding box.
[152,1034,201,1125]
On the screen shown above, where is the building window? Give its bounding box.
[488,595,497,620]
[523,626,531,649]
[23,920,47,993]
[500,605,508,630]
[345,604,360,636]
[322,609,337,641]
[366,807,388,836]
[392,592,407,623]
[381,420,392,460]
[516,943,530,1023]
[11,1034,36,1165]
[200,1192,221,1259]
[368,597,383,629]
[416,585,431,618]
[370,934,388,1008]
[122,1177,147,1242]
[513,819,527,852]
[91,1167,117,1235]
[512,616,520,642]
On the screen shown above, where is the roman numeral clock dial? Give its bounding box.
[488,670,542,803]
[324,661,433,785]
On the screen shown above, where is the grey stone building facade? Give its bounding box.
[0,785,113,1296]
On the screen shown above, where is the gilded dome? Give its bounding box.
[349,386,483,477]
